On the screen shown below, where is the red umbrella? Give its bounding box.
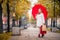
[32,4,48,20]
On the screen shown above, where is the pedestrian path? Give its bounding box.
[9,27,60,40]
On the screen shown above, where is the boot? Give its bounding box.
[42,34,44,38]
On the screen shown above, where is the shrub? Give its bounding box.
[0,32,12,40]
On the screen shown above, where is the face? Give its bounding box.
[38,9,42,14]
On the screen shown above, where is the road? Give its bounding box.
[9,26,60,40]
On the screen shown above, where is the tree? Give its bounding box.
[2,0,15,32]
[15,0,31,20]
[38,0,60,28]
[38,0,60,18]
[2,0,31,20]
[6,0,10,32]
[55,0,60,17]
[15,0,31,27]
[0,0,3,33]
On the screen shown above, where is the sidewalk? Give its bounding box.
[9,27,60,40]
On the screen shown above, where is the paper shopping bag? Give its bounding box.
[42,24,47,31]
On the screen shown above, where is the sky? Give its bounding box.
[28,0,38,19]
[30,0,38,7]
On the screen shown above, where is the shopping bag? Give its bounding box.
[42,24,47,31]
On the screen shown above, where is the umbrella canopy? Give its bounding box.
[32,4,48,20]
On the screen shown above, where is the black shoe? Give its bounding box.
[42,34,44,38]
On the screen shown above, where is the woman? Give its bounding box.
[36,9,46,38]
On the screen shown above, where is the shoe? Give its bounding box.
[42,34,44,38]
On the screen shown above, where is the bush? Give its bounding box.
[0,32,12,40]
[55,30,60,33]
[47,28,51,31]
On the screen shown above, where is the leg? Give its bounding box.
[38,27,40,38]
[42,34,44,38]
[38,34,40,38]
[40,26,45,38]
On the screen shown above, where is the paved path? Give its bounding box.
[9,27,60,40]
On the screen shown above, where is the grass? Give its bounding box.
[0,32,12,40]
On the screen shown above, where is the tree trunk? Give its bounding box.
[19,18,21,27]
[7,1,10,32]
[0,2,3,33]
